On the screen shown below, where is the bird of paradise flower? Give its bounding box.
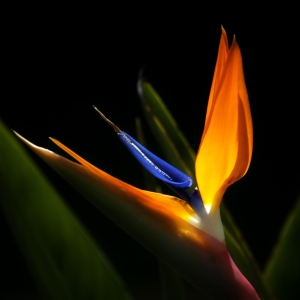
[14,28,260,299]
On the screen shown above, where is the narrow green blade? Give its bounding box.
[159,261,186,300]
[0,120,131,300]
[264,195,300,299]
[138,79,196,180]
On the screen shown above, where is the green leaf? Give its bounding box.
[15,132,261,300]
[0,120,131,300]
[159,261,186,300]
[264,195,300,299]
[137,79,196,181]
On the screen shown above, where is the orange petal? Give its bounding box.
[49,137,199,226]
[195,33,253,213]
[203,26,229,136]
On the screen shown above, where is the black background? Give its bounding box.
[1,5,299,299]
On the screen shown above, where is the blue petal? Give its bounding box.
[117,131,193,189]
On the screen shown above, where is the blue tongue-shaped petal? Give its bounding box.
[117,131,192,189]
[93,106,192,190]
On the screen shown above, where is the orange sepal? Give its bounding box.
[195,30,253,213]
[50,137,198,225]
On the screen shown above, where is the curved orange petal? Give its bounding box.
[195,33,253,213]
[49,137,199,226]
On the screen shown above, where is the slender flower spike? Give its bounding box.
[14,28,259,299]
